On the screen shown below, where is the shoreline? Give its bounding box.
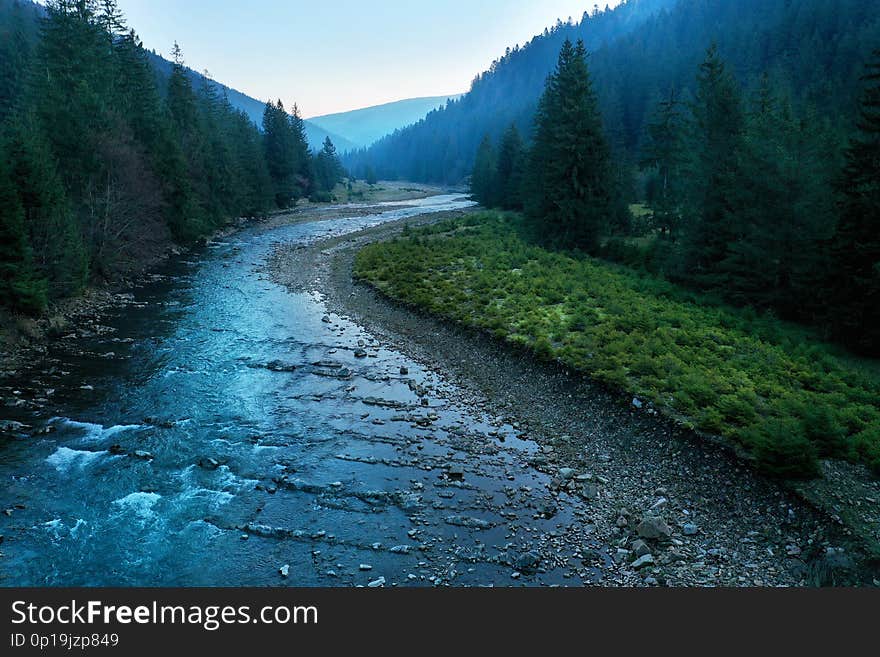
[267,210,880,586]
[0,182,450,376]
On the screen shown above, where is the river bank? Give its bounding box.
[0,182,448,376]
[267,211,880,586]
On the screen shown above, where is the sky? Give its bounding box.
[114,1,622,118]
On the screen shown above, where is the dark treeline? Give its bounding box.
[471,38,880,356]
[345,0,880,185]
[0,0,345,315]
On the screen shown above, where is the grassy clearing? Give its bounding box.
[354,212,880,479]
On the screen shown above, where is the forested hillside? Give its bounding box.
[308,95,463,150]
[0,0,355,152]
[0,0,345,314]
[144,51,358,154]
[346,0,880,184]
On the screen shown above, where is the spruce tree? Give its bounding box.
[5,117,88,299]
[470,135,497,207]
[641,87,685,239]
[681,44,745,287]
[831,49,880,354]
[289,104,313,199]
[315,137,344,194]
[0,154,47,314]
[525,39,615,252]
[496,124,526,210]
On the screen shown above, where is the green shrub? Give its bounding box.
[744,419,821,479]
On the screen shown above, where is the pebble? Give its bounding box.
[279,564,290,578]
[368,576,386,588]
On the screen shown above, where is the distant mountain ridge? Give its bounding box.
[346,0,880,184]
[307,94,463,150]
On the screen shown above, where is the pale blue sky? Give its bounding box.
[114,1,621,117]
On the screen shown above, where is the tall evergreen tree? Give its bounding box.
[289,103,313,199]
[0,152,47,313]
[641,87,685,239]
[262,99,297,207]
[496,124,526,210]
[4,117,88,298]
[681,44,745,285]
[719,78,836,313]
[0,0,32,121]
[831,49,880,354]
[470,135,497,207]
[314,136,344,194]
[525,38,617,252]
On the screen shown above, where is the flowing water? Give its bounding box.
[0,195,605,586]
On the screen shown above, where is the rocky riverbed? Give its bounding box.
[1,192,877,587]
[267,209,880,587]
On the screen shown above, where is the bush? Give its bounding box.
[745,419,821,479]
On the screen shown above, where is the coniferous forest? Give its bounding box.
[0,0,345,315]
[466,36,880,357]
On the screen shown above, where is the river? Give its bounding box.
[0,194,606,586]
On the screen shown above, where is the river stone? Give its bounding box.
[631,539,651,557]
[514,551,541,573]
[198,457,220,470]
[446,465,465,480]
[354,349,368,358]
[683,523,699,536]
[265,360,297,372]
[444,515,492,530]
[580,483,599,501]
[631,554,655,569]
[637,516,672,540]
[132,450,154,460]
[367,576,386,588]
[279,564,290,578]
[558,467,576,481]
[0,421,28,433]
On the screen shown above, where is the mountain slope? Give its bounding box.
[144,51,357,153]
[0,0,355,152]
[346,0,880,184]
[307,94,463,150]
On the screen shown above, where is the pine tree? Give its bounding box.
[470,135,497,207]
[364,165,378,186]
[166,42,211,238]
[641,87,685,239]
[0,152,47,314]
[4,117,88,298]
[289,104,313,199]
[831,49,880,354]
[525,39,616,252]
[314,137,344,194]
[0,0,32,121]
[496,124,526,210]
[681,44,745,286]
[719,78,836,313]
